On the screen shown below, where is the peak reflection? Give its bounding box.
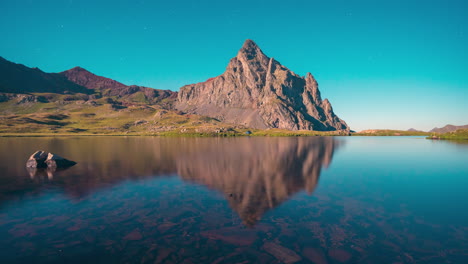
[0,137,339,225]
[176,137,338,226]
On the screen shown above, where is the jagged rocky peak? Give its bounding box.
[176,39,349,131]
[237,39,268,62]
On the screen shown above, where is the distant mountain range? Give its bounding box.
[60,66,176,102]
[0,56,176,104]
[429,124,468,133]
[405,125,468,133]
[0,57,91,95]
[0,40,349,132]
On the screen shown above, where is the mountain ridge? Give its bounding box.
[59,66,177,102]
[0,56,92,95]
[1,40,349,132]
[429,124,468,133]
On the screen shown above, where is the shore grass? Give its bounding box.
[352,129,429,136]
[0,129,348,138]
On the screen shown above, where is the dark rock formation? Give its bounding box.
[176,39,349,131]
[429,124,468,133]
[26,151,76,169]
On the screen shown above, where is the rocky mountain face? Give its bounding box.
[429,124,468,133]
[60,67,176,102]
[176,40,349,131]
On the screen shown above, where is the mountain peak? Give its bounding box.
[242,39,258,49]
[60,66,127,90]
[177,40,349,131]
[237,39,268,60]
[64,66,90,73]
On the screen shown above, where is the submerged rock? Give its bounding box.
[26,151,76,169]
[262,242,302,263]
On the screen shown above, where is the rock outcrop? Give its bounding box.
[26,151,49,168]
[45,152,77,168]
[26,151,76,168]
[176,40,349,131]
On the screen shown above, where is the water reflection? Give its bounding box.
[0,137,339,226]
[177,137,337,226]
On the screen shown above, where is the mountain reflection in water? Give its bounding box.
[0,137,338,226]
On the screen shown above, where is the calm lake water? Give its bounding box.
[0,136,467,263]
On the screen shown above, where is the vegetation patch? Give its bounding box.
[426,129,468,140]
[353,129,429,136]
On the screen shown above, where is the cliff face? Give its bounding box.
[176,40,348,131]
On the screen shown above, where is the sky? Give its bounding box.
[0,0,467,131]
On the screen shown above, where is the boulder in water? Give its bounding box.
[26,150,48,168]
[45,153,77,168]
[26,151,76,169]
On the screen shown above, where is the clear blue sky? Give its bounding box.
[1,0,467,131]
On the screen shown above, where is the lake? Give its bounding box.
[0,136,467,263]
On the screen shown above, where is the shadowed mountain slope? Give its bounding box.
[60,67,176,102]
[0,57,92,94]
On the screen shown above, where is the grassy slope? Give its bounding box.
[352,129,429,136]
[3,93,434,138]
[426,129,468,140]
[0,94,350,137]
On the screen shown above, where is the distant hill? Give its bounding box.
[0,56,92,94]
[429,124,468,133]
[60,67,176,102]
[356,129,428,136]
[407,128,422,132]
[0,56,176,104]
